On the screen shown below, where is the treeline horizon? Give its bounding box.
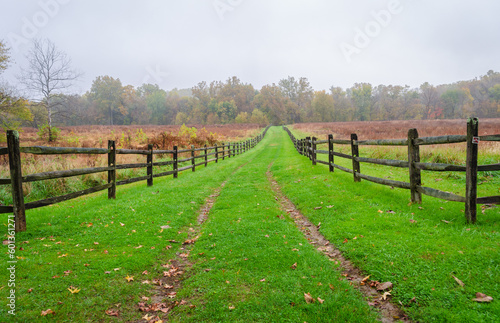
[2,40,500,132]
[36,71,500,128]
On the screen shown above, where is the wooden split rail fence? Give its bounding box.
[283,118,500,224]
[2,126,270,232]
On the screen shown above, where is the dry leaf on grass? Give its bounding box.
[380,292,391,301]
[105,309,119,317]
[376,282,393,291]
[67,286,80,294]
[317,297,324,304]
[304,292,315,304]
[125,275,134,282]
[452,275,465,287]
[472,292,493,303]
[41,309,55,316]
[290,262,297,270]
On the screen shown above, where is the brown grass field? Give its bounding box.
[291,118,500,163]
[291,118,500,140]
[16,123,264,149]
[0,124,264,203]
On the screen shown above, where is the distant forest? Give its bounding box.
[14,70,500,129]
[1,40,500,130]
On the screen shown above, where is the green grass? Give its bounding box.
[0,150,261,321]
[169,131,376,322]
[2,126,499,322]
[273,127,500,322]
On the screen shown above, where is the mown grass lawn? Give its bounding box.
[2,126,499,322]
[273,127,500,322]
[0,143,261,321]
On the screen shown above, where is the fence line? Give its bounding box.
[283,118,499,224]
[2,126,270,232]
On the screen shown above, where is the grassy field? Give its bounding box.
[0,124,263,206]
[1,126,499,322]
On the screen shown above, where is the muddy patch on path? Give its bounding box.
[266,163,410,323]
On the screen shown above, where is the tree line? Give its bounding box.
[1,39,500,137]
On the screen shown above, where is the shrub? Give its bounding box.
[37,125,61,142]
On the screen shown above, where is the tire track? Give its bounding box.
[266,162,410,323]
[133,160,254,322]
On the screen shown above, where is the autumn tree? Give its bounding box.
[0,41,32,133]
[89,76,125,125]
[19,39,81,141]
[350,83,372,121]
[311,90,334,122]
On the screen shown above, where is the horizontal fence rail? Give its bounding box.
[2,126,270,232]
[283,118,499,224]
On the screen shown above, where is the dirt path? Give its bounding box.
[133,161,253,322]
[266,162,409,322]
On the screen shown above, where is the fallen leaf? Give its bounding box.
[142,314,154,320]
[377,210,383,213]
[142,270,149,275]
[120,223,125,226]
[314,207,322,210]
[105,309,119,317]
[28,288,33,293]
[125,275,134,282]
[304,292,315,304]
[260,278,266,282]
[386,210,396,214]
[41,309,55,316]
[343,238,348,244]
[472,292,493,303]
[67,287,80,294]
[329,284,335,290]
[452,275,465,287]
[228,305,235,310]
[381,291,391,300]
[360,275,370,285]
[290,262,297,270]
[317,297,324,304]
[377,282,393,291]
[442,220,451,224]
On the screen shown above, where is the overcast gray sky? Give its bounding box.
[1,0,500,94]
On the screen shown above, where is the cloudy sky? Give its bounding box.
[1,0,500,94]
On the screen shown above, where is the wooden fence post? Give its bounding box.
[408,129,422,203]
[351,134,361,182]
[204,144,208,166]
[147,144,153,186]
[306,137,311,159]
[465,118,479,224]
[222,143,225,160]
[328,134,334,172]
[173,146,178,178]
[7,130,26,232]
[215,144,218,163]
[228,143,231,158]
[312,137,317,165]
[191,145,195,172]
[107,140,116,199]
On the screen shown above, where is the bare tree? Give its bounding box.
[20,39,81,141]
